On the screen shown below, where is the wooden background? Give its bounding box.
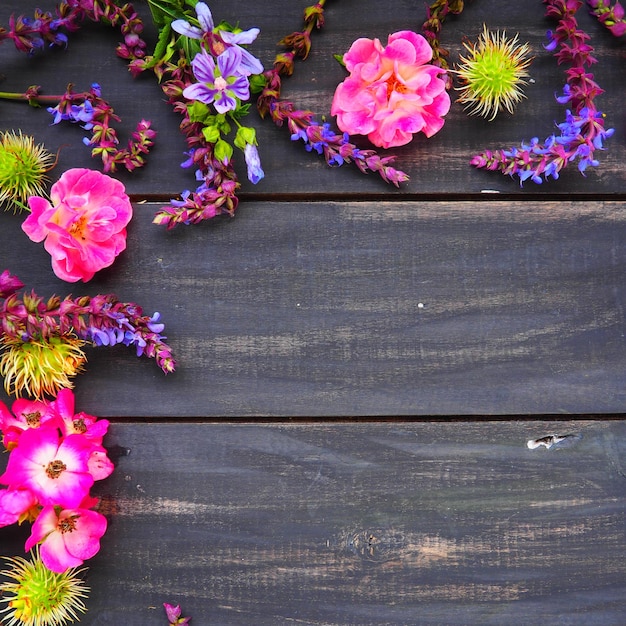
[0,0,625,624]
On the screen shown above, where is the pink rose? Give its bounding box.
[0,425,94,509]
[25,504,108,572]
[331,31,450,148]
[22,168,132,282]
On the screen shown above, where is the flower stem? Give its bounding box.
[257,0,409,186]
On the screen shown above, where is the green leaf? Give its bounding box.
[333,53,346,68]
[202,125,221,144]
[234,126,257,150]
[188,101,211,123]
[146,0,186,27]
[214,139,234,163]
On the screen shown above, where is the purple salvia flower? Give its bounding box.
[171,1,214,39]
[220,29,264,75]
[243,144,264,184]
[172,2,263,75]
[146,312,166,334]
[183,47,249,113]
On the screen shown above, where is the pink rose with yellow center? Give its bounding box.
[331,30,451,149]
[22,168,132,282]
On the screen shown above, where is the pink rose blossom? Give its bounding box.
[22,168,133,282]
[52,388,110,445]
[331,30,450,148]
[0,487,38,527]
[0,425,94,508]
[0,398,57,450]
[25,504,108,572]
[87,448,115,481]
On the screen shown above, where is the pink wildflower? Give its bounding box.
[164,602,192,625]
[0,487,38,527]
[0,425,94,508]
[51,388,110,445]
[22,168,133,282]
[25,504,108,572]
[0,397,57,450]
[331,31,450,148]
[87,448,115,481]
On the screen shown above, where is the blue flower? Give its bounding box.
[123,330,147,356]
[147,312,166,334]
[555,84,572,104]
[220,29,264,76]
[544,30,558,51]
[172,2,263,76]
[183,47,250,113]
[244,143,264,184]
[172,2,215,39]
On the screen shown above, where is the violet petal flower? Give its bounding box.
[171,1,213,39]
[221,29,264,75]
[244,144,264,184]
[183,47,250,113]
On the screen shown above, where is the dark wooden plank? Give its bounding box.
[2,200,625,416]
[2,420,624,624]
[1,0,624,197]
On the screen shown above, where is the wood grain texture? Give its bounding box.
[1,3,625,623]
[2,420,625,625]
[0,0,624,197]
[3,200,625,417]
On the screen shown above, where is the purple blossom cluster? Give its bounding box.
[45,83,156,173]
[0,270,176,374]
[290,120,409,185]
[471,0,614,184]
[0,2,155,172]
[147,2,265,228]
[0,0,146,60]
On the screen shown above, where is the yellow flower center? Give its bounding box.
[72,418,87,434]
[23,411,42,427]
[68,215,88,241]
[58,515,79,534]
[386,76,409,99]
[45,459,67,479]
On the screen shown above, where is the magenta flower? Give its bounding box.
[331,31,450,148]
[25,504,108,572]
[51,388,109,446]
[0,426,94,509]
[0,487,37,527]
[0,397,57,450]
[87,448,114,481]
[22,168,133,282]
[164,602,192,625]
[183,47,250,113]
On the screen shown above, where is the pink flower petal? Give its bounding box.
[332,30,450,148]
[21,168,132,283]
